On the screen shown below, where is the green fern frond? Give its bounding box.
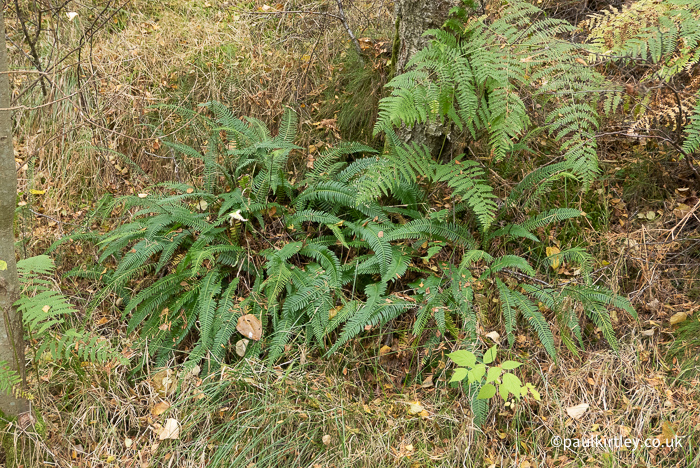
[275,107,298,144]
[496,278,518,347]
[519,208,583,232]
[511,287,556,359]
[327,283,411,354]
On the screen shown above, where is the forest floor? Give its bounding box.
[4,0,700,467]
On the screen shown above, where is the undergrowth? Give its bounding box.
[5,1,700,467]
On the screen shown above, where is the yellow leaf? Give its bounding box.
[42,305,51,313]
[546,246,561,270]
[407,401,424,415]
[30,189,45,195]
[654,421,677,446]
[379,345,391,356]
[329,305,342,320]
[670,312,687,325]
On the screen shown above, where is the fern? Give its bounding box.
[582,1,700,149]
[375,0,608,189]
[54,86,638,372]
[327,283,412,354]
[15,255,126,366]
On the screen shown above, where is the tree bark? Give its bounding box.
[0,9,30,418]
[393,0,456,158]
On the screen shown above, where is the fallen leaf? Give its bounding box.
[408,401,424,415]
[546,246,561,270]
[566,403,589,420]
[152,369,177,397]
[138,193,148,198]
[322,434,331,446]
[152,401,170,416]
[485,331,501,343]
[159,418,180,440]
[235,339,249,357]
[237,314,262,341]
[669,312,687,325]
[656,421,676,444]
[230,210,248,222]
[379,345,392,356]
[66,11,78,20]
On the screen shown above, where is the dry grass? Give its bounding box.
[14,332,697,467]
[4,1,700,467]
[9,0,393,217]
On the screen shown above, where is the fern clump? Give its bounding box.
[54,85,636,373]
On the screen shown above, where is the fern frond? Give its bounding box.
[327,283,411,354]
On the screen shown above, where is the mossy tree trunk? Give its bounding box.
[0,9,30,419]
[393,0,456,158]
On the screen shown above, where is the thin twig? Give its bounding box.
[335,0,364,62]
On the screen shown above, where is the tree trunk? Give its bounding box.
[0,9,30,419]
[393,0,456,158]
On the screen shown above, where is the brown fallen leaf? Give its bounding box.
[236,314,262,341]
[152,401,170,416]
[152,369,177,397]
